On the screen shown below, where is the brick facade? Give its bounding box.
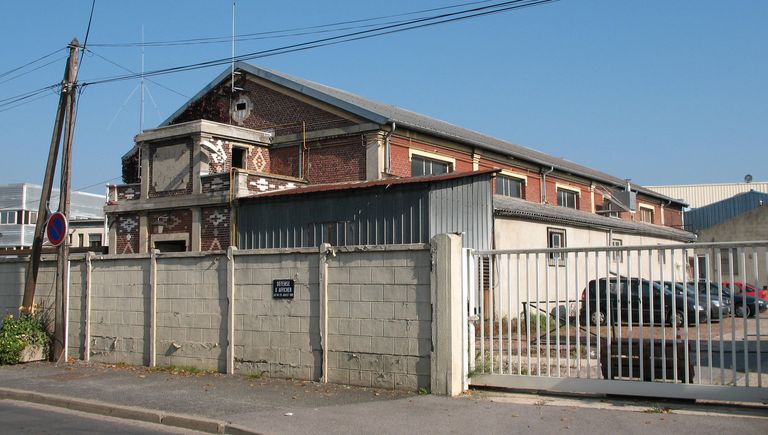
[305,136,366,183]
[171,79,355,135]
[115,214,139,254]
[148,209,192,251]
[201,207,230,251]
[270,145,300,178]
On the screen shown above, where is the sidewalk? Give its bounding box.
[1,362,766,434]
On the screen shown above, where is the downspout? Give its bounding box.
[661,199,672,226]
[383,121,396,174]
[540,166,554,204]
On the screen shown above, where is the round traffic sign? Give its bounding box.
[46,212,68,247]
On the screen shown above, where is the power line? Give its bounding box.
[0,91,56,114]
[0,84,59,106]
[77,0,97,71]
[0,56,67,86]
[86,48,189,98]
[0,48,64,79]
[88,0,499,48]
[74,176,122,192]
[82,0,556,87]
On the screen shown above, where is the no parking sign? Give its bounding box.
[46,212,68,247]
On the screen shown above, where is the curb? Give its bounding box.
[0,387,261,434]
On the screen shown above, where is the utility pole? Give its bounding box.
[21,39,80,315]
[53,39,80,362]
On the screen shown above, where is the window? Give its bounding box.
[154,240,187,252]
[640,206,654,223]
[232,147,246,170]
[611,239,623,263]
[411,155,450,177]
[26,211,38,224]
[0,211,17,225]
[696,255,707,280]
[720,248,739,277]
[89,234,102,248]
[548,228,566,266]
[78,234,85,248]
[556,188,578,209]
[496,175,524,198]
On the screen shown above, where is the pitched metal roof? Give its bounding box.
[684,190,768,232]
[162,62,684,206]
[493,195,696,242]
[238,169,498,201]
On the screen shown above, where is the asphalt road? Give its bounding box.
[0,400,198,435]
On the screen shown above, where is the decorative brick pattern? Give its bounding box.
[201,207,230,251]
[115,184,140,201]
[245,174,301,194]
[248,146,269,172]
[115,214,139,254]
[148,209,192,251]
[201,173,230,193]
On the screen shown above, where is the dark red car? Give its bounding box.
[722,281,768,301]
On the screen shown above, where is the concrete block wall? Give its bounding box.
[0,244,439,393]
[87,257,149,365]
[0,258,57,325]
[326,248,432,390]
[233,251,321,380]
[156,255,227,371]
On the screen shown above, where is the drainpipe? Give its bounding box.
[383,121,396,174]
[661,199,672,226]
[540,166,554,203]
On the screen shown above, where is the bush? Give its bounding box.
[0,313,51,365]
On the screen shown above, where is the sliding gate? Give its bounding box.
[463,241,768,402]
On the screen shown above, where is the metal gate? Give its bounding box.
[462,241,768,402]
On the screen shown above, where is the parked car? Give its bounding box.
[714,283,768,317]
[722,281,768,301]
[662,282,731,321]
[580,277,706,327]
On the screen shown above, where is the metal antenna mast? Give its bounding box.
[231,0,236,93]
[140,25,145,132]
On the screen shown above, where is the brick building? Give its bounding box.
[106,62,692,253]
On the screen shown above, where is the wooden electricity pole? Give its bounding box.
[21,38,80,362]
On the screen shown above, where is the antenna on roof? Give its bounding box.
[140,25,145,133]
[231,1,238,93]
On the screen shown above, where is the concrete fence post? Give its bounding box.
[84,252,93,362]
[149,249,157,368]
[430,233,464,396]
[319,243,332,383]
[226,246,236,375]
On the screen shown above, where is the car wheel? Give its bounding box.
[591,310,606,326]
[746,305,754,318]
[735,305,746,318]
[667,310,684,328]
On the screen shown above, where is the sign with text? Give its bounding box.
[272,279,295,299]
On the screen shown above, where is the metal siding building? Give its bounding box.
[684,190,768,232]
[647,182,768,209]
[236,172,492,250]
[1,183,105,248]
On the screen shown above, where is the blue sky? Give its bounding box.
[1,0,765,193]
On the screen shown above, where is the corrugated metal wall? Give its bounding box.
[647,183,768,209]
[237,185,429,249]
[237,174,493,250]
[428,173,492,250]
[685,191,768,232]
